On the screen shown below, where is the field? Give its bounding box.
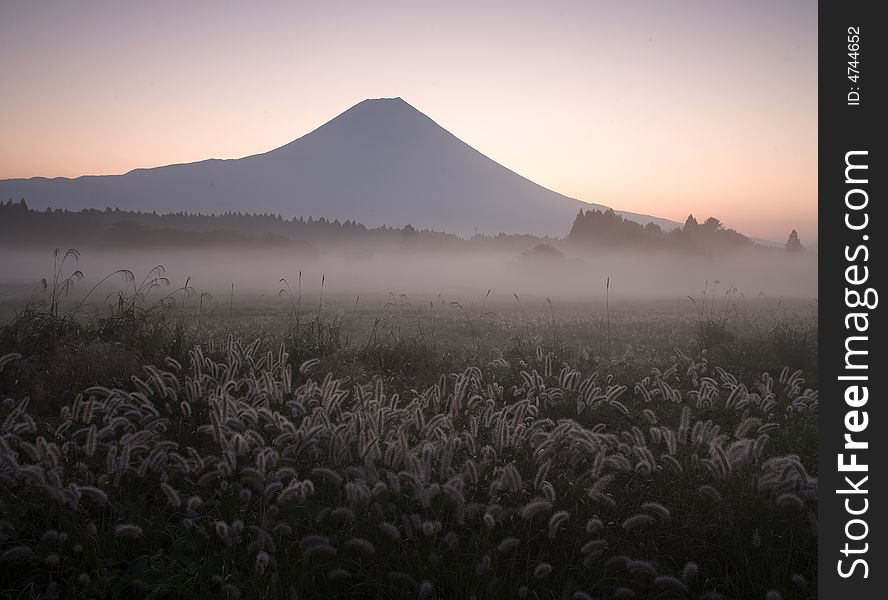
[0,257,818,599]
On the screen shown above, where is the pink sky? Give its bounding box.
[0,0,816,242]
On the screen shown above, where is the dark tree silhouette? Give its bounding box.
[568,209,752,254]
[702,217,723,231]
[785,229,804,252]
[521,243,564,262]
[401,223,419,241]
[0,201,552,254]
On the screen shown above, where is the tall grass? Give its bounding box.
[0,255,819,599]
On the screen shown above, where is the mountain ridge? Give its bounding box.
[0,97,681,237]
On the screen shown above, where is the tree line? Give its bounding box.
[568,208,805,253]
[1,200,806,254]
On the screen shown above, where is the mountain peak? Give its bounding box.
[344,96,423,118]
[279,96,439,150]
[349,96,414,112]
[362,96,406,103]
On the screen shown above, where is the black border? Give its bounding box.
[818,1,884,597]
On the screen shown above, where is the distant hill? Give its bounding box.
[0,97,679,237]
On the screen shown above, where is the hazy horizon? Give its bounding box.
[0,245,818,306]
[1,0,815,242]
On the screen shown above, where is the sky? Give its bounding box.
[0,0,816,242]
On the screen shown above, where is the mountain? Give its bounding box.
[0,98,680,237]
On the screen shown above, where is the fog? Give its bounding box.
[0,245,816,310]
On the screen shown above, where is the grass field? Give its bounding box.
[0,258,818,599]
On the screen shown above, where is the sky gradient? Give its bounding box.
[0,0,816,242]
